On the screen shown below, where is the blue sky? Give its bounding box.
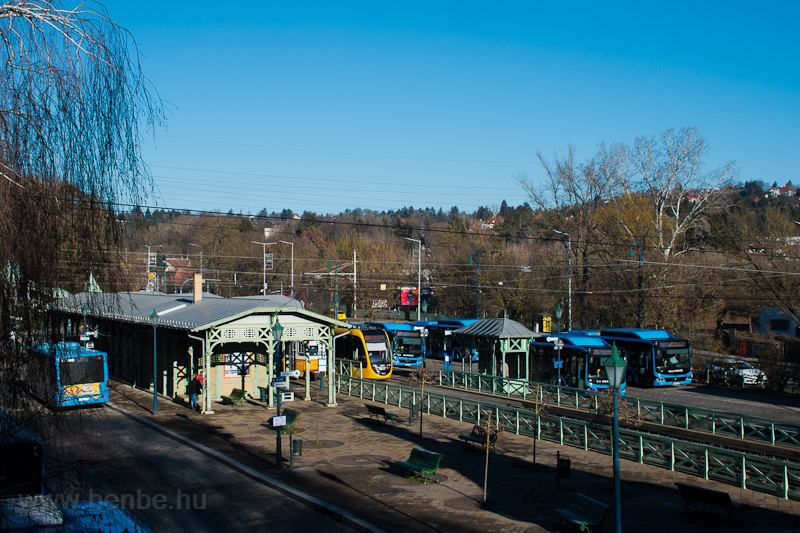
[104,1,800,216]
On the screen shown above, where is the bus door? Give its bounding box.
[566,350,579,388]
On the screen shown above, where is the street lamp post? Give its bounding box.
[150,308,159,415]
[406,237,422,321]
[555,303,562,387]
[604,344,626,533]
[80,304,88,345]
[188,243,203,275]
[552,230,572,331]
[272,318,284,469]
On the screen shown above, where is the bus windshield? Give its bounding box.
[656,346,691,372]
[396,336,422,356]
[59,356,104,387]
[587,351,609,383]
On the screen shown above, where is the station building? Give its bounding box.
[53,274,348,411]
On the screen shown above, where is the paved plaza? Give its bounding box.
[108,382,800,532]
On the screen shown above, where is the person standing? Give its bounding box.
[187,374,202,411]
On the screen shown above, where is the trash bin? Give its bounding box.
[409,402,421,425]
[292,439,303,456]
[557,456,571,479]
[257,386,268,403]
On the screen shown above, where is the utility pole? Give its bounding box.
[143,244,162,291]
[353,249,357,318]
[470,250,481,319]
[335,259,339,317]
[279,240,294,297]
[629,238,644,328]
[252,241,274,295]
[406,237,422,321]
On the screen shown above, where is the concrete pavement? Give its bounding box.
[108,381,800,532]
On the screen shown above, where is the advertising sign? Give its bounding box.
[400,287,419,306]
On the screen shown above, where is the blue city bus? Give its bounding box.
[415,319,479,362]
[363,322,424,367]
[28,342,110,407]
[597,328,692,387]
[529,333,625,394]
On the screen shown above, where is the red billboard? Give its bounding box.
[400,287,419,306]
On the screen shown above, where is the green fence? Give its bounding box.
[336,372,800,500]
[441,369,800,451]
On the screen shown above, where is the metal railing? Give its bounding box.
[441,369,800,452]
[336,372,800,500]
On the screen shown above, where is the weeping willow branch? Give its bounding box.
[0,1,163,475]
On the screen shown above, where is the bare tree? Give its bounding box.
[521,128,736,329]
[625,127,737,261]
[736,205,800,329]
[518,145,616,328]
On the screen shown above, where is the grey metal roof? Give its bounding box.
[452,318,536,339]
[54,291,329,331]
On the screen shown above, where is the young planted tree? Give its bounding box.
[408,367,438,437]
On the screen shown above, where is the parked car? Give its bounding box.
[706,358,766,387]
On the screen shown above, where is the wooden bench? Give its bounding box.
[675,482,745,520]
[221,388,247,407]
[394,449,443,484]
[458,424,499,451]
[552,493,610,533]
[365,404,401,425]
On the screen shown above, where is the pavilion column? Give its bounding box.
[326,331,337,406]
[203,333,212,413]
[267,338,276,409]
[304,351,311,401]
[526,338,531,381]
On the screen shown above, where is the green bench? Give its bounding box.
[365,404,401,425]
[458,424,499,451]
[552,493,610,533]
[280,408,300,434]
[268,408,300,433]
[394,449,443,484]
[221,388,247,407]
[676,482,745,520]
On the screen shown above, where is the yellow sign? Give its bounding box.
[64,383,99,397]
[149,272,156,279]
